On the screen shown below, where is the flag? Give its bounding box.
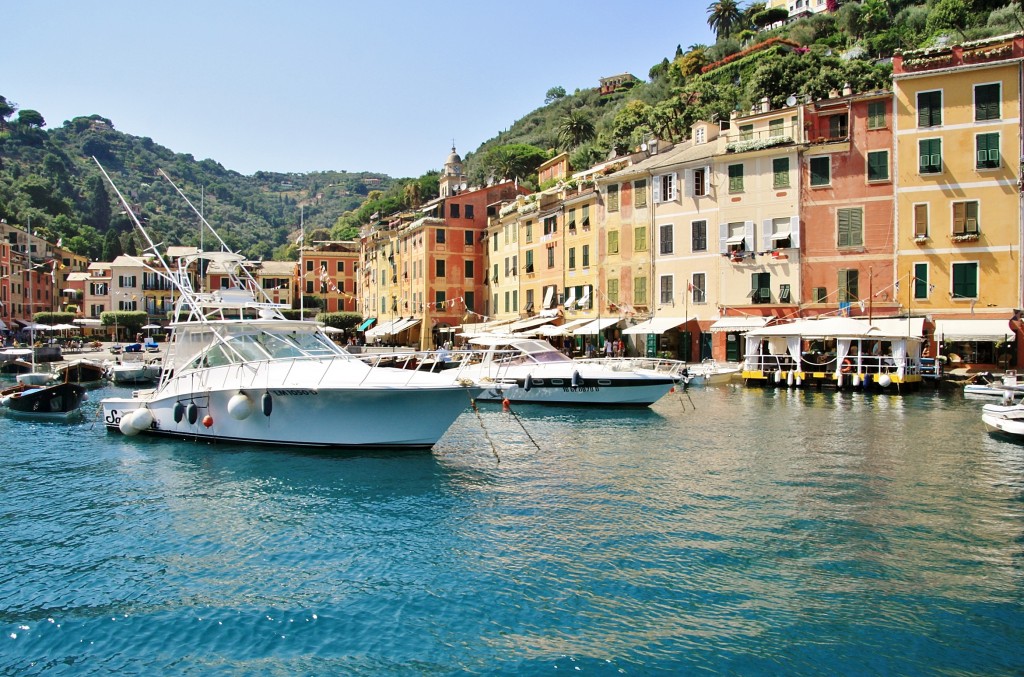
[687,282,694,292]
[56,237,62,247]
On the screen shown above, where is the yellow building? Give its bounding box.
[893,34,1023,367]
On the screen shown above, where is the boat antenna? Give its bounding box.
[299,206,304,320]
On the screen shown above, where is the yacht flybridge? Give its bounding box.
[97,164,481,448]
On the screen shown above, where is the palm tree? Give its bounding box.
[707,0,743,39]
[558,110,596,151]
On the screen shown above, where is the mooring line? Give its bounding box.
[503,400,541,451]
[469,397,500,463]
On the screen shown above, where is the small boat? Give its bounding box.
[0,358,35,375]
[54,359,108,385]
[1,381,87,419]
[981,400,1024,439]
[685,359,741,386]
[457,335,678,407]
[108,353,162,385]
[96,164,482,449]
[964,372,1024,399]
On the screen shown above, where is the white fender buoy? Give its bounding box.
[523,374,533,392]
[852,374,861,388]
[774,370,782,383]
[119,411,141,436]
[228,392,254,420]
[173,401,185,423]
[571,371,583,388]
[878,374,892,388]
[187,402,199,425]
[261,392,273,417]
[837,372,844,388]
[131,407,153,431]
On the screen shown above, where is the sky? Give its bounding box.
[5,1,716,179]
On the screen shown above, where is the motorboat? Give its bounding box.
[97,164,481,449]
[1,381,87,420]
[964,372,1024,399]
[54,359,108,386]
[458,335,678,406]
[108,353,163,385]
[981,400,1024,439]
[685,359,741,386]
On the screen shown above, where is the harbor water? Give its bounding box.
[2,385,1023,674]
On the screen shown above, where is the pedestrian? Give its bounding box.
[604,338,613,358]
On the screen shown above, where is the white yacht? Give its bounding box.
[98,166,481,449]
[457,336,679,407]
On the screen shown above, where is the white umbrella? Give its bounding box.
[73,318,102,326]
[28,323,52,331]
[52,323,79,331]
[141,324,163,330]
[319,325,344,334]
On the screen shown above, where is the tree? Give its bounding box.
[16,109,45,128]
[85,175,112,230]
[480,144,549,184]
[545,86,567,104]
[0,95,14,130]
[926,0,970,37]
[707,0,743,39]
[558,110,596,150]
[102,229,123,262]
[611,100,655,150]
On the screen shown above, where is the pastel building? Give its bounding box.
[893,34,1024,369]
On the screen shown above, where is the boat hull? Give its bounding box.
[2,382,87,419]
[102,383,479,448]
[475,373,676,406]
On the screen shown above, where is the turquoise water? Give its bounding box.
[2,385,1023,675]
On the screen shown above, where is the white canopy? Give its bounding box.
[622,316,690,335]
[365,319,399,338]
[748,316,879,338]
[935,318,1015,342]
[710,316,771,332]
[73,318,102,326]
[573,318,621,335]
[870,317,925,339]
[507,315,553,332]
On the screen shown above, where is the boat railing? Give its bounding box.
[573,356,688,377]
[743,353,922,375]
[352,348,518,386]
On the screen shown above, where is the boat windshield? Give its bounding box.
[180,327,346,371]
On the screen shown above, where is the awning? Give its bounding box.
[357,318,376,331]
[935,318,1016,342]
[726,233,745,245]
[543,286,555,309]
[507,315,553,332]
[564,288,577,309]
[770,230,791,241]
[573,318,621,335]
[710,316,771,332]
[870,317,925,339]
[578,288,591,308]
[365,319,398,338]
[392,318,421,334]
[622,316,690,335]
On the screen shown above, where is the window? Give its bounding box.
[769,118,784,137]
[919,138,942,174]
[465,204,474,219]
[336,261,345,273]
[975,83,1000,121]
[582,245,590,268]
[525,289,534,311]
[464,230,474,246]
[503,291,510,313]
[525,250,534,273]
[867,150,889,182]
[769,217,793,248]
[773,158,790,188]
[660,275,673,304]
[814,287,828,303]
[634,226,646,252]
[435,259,446,277]
[465,260,474,278]
[779,283,791,303]
[436,228,446,244]
[655,173,677,202]
[567,208,576,231]
[493,233,499,251]
[728,164,744,193]
[547,246,555,269]
[750,272,770,304]
[917,90,942,127]
[867,101,886,129]
[543,215,557,235]
[809,156,830,186]
[913,263,929,300]
[607,185,619,212]
[582,206,590,229]
[568,247,576,269]
[660,224,674,254]
[951,261,978,298]
[608,231,619,254]
[435,290,446,307]
[306,260,314,272]
[976,133,1000,169]
[465,291,475,312]
[692,273,706,304]
[695,126,706,144]
[693,167,708,197]
[450,203,460,218]
[914,204,929,238]
[838,269,859,303]
[952,201,979,235]
[739,124,753,141]
[634,179,647,208]
[634,276,647,306]
[837,208,864,247]
[525,221,533,243]
[692,220,707,252]
[828,114,848,138]
[606,279,620,304]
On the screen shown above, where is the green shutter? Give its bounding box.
[914,263,928,299]
[975,83,1000,121]
[976,133,999,169]
[918,91,941,127]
